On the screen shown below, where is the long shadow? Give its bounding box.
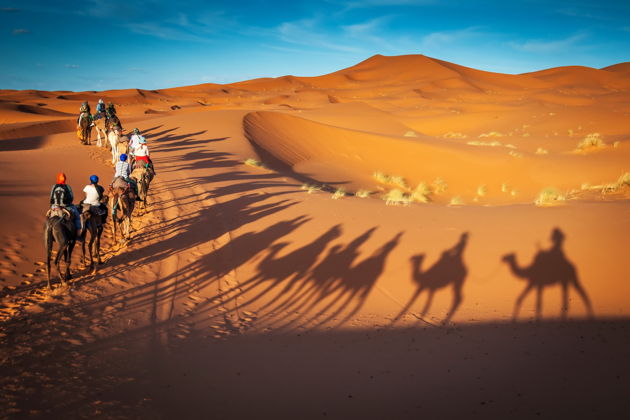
[392,232,469,325]
[501,227,594,321]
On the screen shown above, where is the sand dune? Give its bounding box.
[0,54,629,418]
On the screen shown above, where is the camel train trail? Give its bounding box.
[43,105,154,288]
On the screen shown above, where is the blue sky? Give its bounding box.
[1,0,629,91]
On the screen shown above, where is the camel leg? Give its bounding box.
[96,227,103,265]
[444,285,463,324]
[561,282,569,320]
[391,288,423,325]
[570,276,594,318]
[513,283,534,321]
[45,235,52,289]
[536,286,543,321]
[420,290,435,317]
[54,244,65,284]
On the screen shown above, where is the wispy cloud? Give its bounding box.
[11,28,30,35]
[1,7,19,12]
[65,64,80,69]
[276,17,365,53]
[509,33,587,53]
[418,27,486,49]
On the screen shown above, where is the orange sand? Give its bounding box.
[0,54,629,418]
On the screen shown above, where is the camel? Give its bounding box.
[130,165,153,212]
[501,228,593,321]
[107,127,121,165]
[79,204,105,272]
[44,209,77,289]
[77,112,91,145]
[93,117,107,148]
[109,180,135,244]
[391,232,469,325]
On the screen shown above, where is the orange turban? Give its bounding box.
[56,172,66,184]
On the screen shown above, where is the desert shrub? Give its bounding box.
[411,183,431,203]
[534,187,566,206]
[449,196,464,206]
[383,189,411,206]
[389,175,409,190]
[431,178,448,194]
[467,140,502,147]
[355,189,372,198]
[373,171,391,184]
[478,132,505,138]
[576,133,605,150]
[301,183,322,194]
[245,158,265,168]
[443,132,468,139]
[331,188,346,199]
[477,185,487,197]
[508,150,523,158]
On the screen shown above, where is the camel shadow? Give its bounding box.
[501,227,594,321]
[392,232,469,325]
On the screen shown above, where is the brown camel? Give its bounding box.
[391,232,468,325]
[502,228,593,320]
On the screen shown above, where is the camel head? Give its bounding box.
[501,253,516,263]
[410,254,425,266]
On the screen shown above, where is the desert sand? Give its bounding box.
[0,54,629,418]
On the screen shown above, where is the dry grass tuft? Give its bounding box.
[431,178,448,194]
[476,185,487,197]
[404,131,418,137]
[449,196,464,206]
[534,187,566,206]
[355,189,372,198]
[467,140,503,147]
[245,158,267,169]
[478,132,505,138]
[301,183,322,194]
[535,148,549,154]
[443,132,468,139]
[331,187,346,200]
[576,133,605,151]
[383,189,411,206]
[411,183,431,203]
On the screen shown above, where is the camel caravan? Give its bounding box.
[45,100,156,288]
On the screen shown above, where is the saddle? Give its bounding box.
[47,205,71,220]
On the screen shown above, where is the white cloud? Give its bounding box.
[509,33,587,53]
[418,27,485,49]
[276,18,365,53]
[12,28,30,35]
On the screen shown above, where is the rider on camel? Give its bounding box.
[78,101,91,126]
[95,99,106,119]
[106,102,117,119]
[129,128,141,157]
[82,175,108,224]
[113,154,138,197]
[50,172,82,232]
[133,136,156,176]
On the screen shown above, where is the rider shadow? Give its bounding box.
[391,232,469,326]
[501,227,594,321]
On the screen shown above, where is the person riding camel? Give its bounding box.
[113,154,138,196]
[133,136,156,176]
[78,101,92,126]
[95,99,106,119]
[129,128,141,158]
[49,172,82,232]
[82,175,107,224]
[106,102,117,119]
